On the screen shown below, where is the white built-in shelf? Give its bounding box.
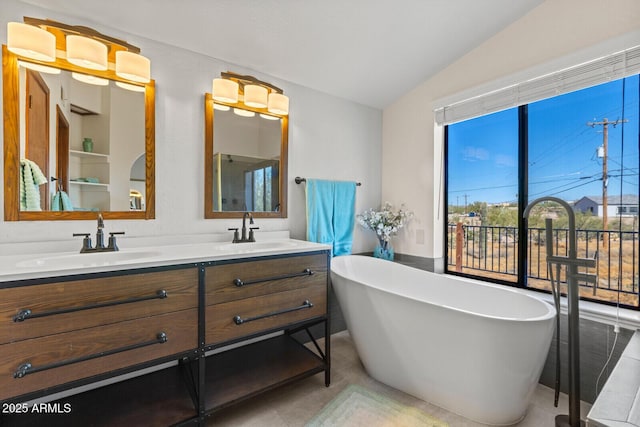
[69,149,110,160]
[69,181,109,191]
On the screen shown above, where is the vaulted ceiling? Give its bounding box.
[20,0,543,108]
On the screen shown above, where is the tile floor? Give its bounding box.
[209,330,591,426]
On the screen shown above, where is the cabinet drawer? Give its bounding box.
[0,269,198,345]
[206,253,327,304]
[0,308,197,401]
[206,284,326,345]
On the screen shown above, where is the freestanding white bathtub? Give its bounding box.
[330,255,555,425]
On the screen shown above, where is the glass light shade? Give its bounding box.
[72,72,109,86]
[66,35,108,70]
[7,22,56,62]
[233,108,255,117]
[243,84,268,108]
[115,51,151,83]
[115,81,146,92]
[213,103,231,111]
[18,60,60,75]
[259,113,280,121]
[212,78,239,103]
[267,93,289,115]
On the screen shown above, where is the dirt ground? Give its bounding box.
[449,238,639,307]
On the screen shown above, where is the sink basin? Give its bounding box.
[213,241,299,253]
[16,250,163,269]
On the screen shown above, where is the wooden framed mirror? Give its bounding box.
[204,92,288,219]
[3,19,155,221]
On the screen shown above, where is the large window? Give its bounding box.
[446,108,519,283]
[445,74,639,309]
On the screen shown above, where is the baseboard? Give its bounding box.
[353,251,443,273]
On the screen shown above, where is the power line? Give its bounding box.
[530,178,601,199]
[449,170,638,199]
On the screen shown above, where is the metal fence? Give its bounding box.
[447,224,639,301]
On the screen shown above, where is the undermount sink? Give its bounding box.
[213,241,299,253]
[16,250,162,269]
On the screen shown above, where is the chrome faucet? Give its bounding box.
[95,213,105,250]
[73,214,125,253]
[228,212,259,243]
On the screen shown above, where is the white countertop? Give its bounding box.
[0,234,331,283]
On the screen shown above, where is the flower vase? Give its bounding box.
[82,137,93,153]
[373,240,394,261]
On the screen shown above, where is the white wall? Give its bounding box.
[109,86,145,211]
[0,0,381,252]
[382,0,640,264]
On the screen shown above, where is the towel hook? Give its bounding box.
[50,176,62,192]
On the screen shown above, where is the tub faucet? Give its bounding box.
[73,214,125,253]
[523,197,596,427]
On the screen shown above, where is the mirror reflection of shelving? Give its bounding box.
[69,149,110,211]
[64,76,145,212]
[67,77,111,211]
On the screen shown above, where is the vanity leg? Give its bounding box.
[179,357,199,409]
[325,317,331,387]
[197,266,206,424]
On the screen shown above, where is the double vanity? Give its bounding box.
[0,236,331,426]
[1,16,317,426]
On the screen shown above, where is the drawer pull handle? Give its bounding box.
[233,300,314,325]
[233,268,314,287]
[13,332,168,379]
[13,290,169,322]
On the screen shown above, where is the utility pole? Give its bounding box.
[587,118,628,249]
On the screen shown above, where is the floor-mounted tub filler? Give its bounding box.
[330,255,555,425]
[524,196,596,427]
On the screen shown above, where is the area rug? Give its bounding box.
[305,384,448,426]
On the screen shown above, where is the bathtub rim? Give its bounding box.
[331,254,556,323]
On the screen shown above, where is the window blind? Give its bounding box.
[435,45,640,125]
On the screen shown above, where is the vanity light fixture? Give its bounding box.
[212,78,239,103]
[66,35,108,70]
[213,103,231,111]
[212,71,289,116]
[243,84,268,108]
[267,93,289,116]
[115,51,151,83]
[5,17,153,91]
[7,22,56,62]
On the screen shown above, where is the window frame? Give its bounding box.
[443,83,639,310]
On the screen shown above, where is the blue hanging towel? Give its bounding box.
[52,190,74,211]
[305,179,357,256]
[332,181,356,256]
[305,179,335,247]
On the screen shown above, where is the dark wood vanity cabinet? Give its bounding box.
[0,268,199,402]
[0,250,330,426]
[202,253,330,416]
[205,253,328,344]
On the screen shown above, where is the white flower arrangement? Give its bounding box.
[356,202,413,247]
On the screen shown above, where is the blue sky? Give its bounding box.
[447,75,639,206]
